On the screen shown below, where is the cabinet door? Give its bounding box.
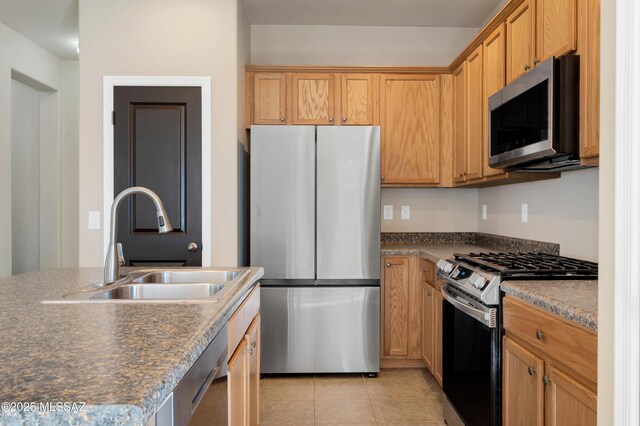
[545,365,597,426]
[452,64,466,183]
[507,0,535,83]
[432,287,443,386]
[247,315,260,426]
[380,74,441,185]
[536,0,577,62]
[503,337,544,426]
[483,23,508,178]
[253,73,286,125]
[383,257,411,357]
[465,45,484,181]
[421,283,434,371]
[228,338,248,426]
[292,73,335,125]
[340,74,375,125]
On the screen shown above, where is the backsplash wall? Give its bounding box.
[477,168,599,261]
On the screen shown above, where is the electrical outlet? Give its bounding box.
[383,205,393,220]
[88,211,101,230]
[521,203,528,223]
[401,206,410,220]
[482,205,487,220]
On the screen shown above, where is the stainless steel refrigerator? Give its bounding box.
[250,125,380,374]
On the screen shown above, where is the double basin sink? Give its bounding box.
[49,268,249,303]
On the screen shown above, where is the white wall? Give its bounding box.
[78,0,243,267]
[11,79,41,275]
[381,188,478,232]
[478,169,599,260]
[237,2,251,266]
[251,25,478,66]
[598,0,615,421]
[0,22,64,277]
[61,61,79,267]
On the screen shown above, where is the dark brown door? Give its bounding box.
[114,86,202,266]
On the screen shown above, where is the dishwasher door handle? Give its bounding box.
[441,285,497,328]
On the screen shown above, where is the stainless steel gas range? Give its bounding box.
[436,252,598,426]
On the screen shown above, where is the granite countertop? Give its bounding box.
[381,243,494,264]
[0,267,263,426]
[501,280,598,332]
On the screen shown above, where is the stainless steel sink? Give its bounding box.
[130,270,239,284]
[44,267,256,303]
[92,283,226,300]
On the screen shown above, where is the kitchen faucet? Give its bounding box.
[104,186,173,285]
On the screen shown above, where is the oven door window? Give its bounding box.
[443,298,499,426]
[490,79,549,156]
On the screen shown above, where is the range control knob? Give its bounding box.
[473,276,487,289]
[443,262,454,273]
[437,259,445,270]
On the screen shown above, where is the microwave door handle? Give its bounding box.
[441,285,497,328]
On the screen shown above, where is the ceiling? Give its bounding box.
[242,0,503,27]
[0,0,78,60]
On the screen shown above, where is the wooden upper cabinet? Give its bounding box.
[506,0,535,83]
[253,73,286,125]
[465,45,484,181]
[483,23,508,178]
[380,74,441,185]
[340,74,376,125]
[383,257,411,357]
[545,365,597,426]
[292,73,335,125]
[503,336,545,426]
[536,0,577,62]
[452,64,466,183]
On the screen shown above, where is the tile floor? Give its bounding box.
[260,368,447,425]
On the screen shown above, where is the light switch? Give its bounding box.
[482,205,487,220]
[401,206,410,220]
[88,211,101,230]
[521,204,528,223]
[383,205,393,220]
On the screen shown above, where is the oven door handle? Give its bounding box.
[441,285,497,328]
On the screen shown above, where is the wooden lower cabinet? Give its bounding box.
[417,258,443,387]
[227,286,261,426]
[503,336,544,426]
[421,282,434,371]
[432,284,443,386]
[502,296,597,426]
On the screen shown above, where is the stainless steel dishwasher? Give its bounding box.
[153,323,228,426]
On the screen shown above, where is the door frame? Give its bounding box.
[102,76,211,267]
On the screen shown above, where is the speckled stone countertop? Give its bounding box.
[381,243,495,264]
[501,280,598,332]
[0,267,263,426]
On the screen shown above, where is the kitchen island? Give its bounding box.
[0,267,263,425]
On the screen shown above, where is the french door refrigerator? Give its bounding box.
[250,125,380,374]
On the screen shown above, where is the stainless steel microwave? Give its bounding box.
[488,56,580,171]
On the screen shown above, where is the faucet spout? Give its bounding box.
[104,186,173,285]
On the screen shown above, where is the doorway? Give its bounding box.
[10,74,61,275]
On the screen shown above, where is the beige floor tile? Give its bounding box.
[260,399,315,425]
[315,399,376,424]
[315,373,365,381]
[365,379,424,400]
[315,379,369,400]
[372,368,425,383]
[370,398,442,423]
[261,377,315,401]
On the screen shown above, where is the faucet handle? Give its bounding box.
[117,243,125,266]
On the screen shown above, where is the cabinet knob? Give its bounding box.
[527,366,536,376]
[524,64,531,71]
[342,116,347,122]
[187,242,199,253]
[381,176,385,182]
[328,116,334,123]
[535,330,544,340]
[279,116,285,122]
[386,262,392,267]
[534,58,540,65]
[542,375,551,385]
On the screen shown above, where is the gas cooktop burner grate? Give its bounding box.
[453,252,598,279]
